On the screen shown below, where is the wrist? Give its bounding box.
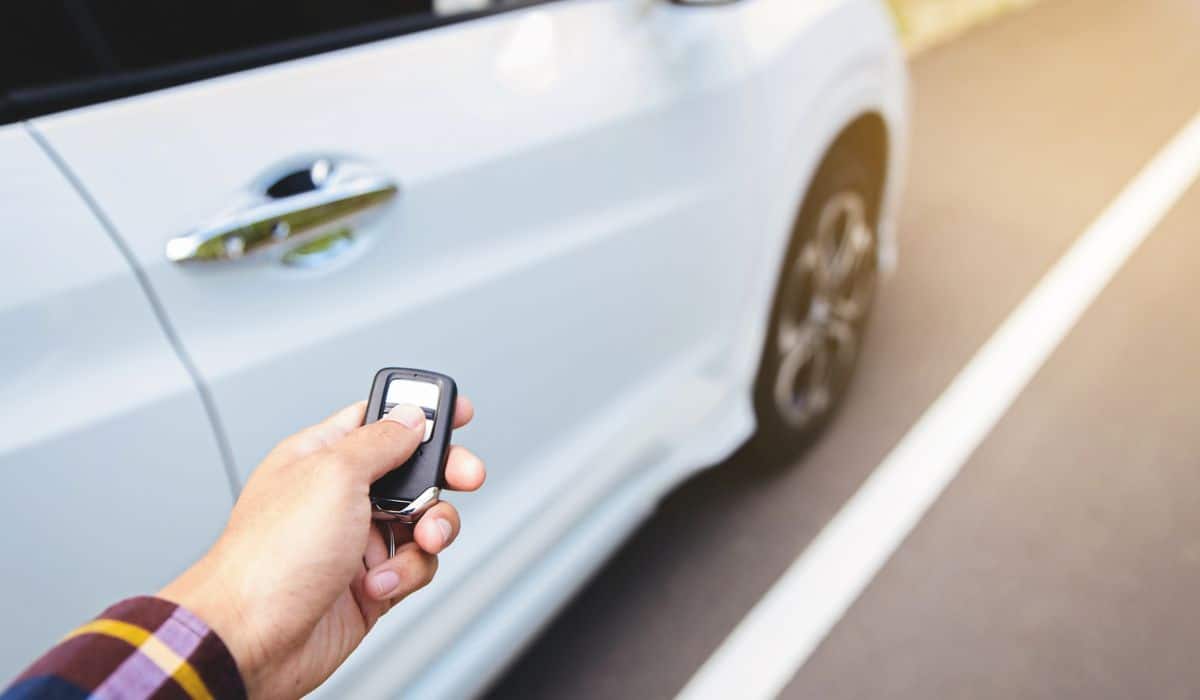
[159,558,268,696]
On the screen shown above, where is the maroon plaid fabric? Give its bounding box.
[3,597,245,699]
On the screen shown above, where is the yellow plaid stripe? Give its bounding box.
[64,619,214,700]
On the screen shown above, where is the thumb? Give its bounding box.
[327,403,428,484]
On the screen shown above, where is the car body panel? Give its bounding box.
[30,0,774,695]
[0,125,232,680]
[337,1,910,697]
[725,0,910,394]
[3,0,908,694]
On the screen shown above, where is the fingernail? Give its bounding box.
[435,518,453,546]
[369,569,401,598]
[386,404,425,431]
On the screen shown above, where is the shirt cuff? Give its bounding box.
[7,596,246,700]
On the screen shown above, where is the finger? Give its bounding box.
[390,522,416,548]
[323,400,371,433]
[269,401,367,463]
[452,395,475,429]
[363,523,388,569]
[351,567,389,630]
[363,522,416,569]
[364,522,388,569]
[325,404,427,483]
[363,543,439,602]
[443,446,486,492]
[413,502,459,554]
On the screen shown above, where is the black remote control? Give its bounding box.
[364,367,457,523]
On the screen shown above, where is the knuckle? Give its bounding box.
[372,420,416,443]
[274,434,302,454]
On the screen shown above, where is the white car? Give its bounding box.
[0,0,907,695]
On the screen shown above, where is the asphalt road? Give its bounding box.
[489,1,1200,697]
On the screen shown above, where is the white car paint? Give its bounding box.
[0,0,907,695]
[0,126,232,671]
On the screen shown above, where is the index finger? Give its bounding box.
[266,401,368,464]
[443,446,485,492]
[452,395,474,429]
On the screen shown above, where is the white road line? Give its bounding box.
[677,110,1200,700]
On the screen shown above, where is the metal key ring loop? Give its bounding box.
[372,486,442,558]
[382,522,401,559]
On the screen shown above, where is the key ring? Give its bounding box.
[361,523,406,569]
[372,486,442,558]
[380,522,401,559]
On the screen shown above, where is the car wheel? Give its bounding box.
[752,143,880,454]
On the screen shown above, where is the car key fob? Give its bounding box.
[364,368,457,523]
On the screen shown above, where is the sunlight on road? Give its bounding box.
[890,0,1039,51]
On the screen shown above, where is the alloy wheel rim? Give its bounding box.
[773,190,876,428]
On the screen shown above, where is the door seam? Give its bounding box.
[25,122,243,501]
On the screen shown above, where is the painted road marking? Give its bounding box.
[677,109,1200,700]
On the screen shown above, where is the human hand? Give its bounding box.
[159,399,485,699]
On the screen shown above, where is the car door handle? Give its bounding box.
[166,158,399,264]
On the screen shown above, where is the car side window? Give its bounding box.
[0,0,556,125]
[0,4,108,114]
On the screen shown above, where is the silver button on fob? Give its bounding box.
[365,368,457,524]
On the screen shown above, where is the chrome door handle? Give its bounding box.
[166,158,399,264]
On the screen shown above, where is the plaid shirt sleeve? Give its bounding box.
[3,597,246,700]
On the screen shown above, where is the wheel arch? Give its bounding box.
[836,111,890,225]
[725,53,909,411]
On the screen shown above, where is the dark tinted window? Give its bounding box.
[0,0,551,125]
[0,4,109,110]
[87,1,435,70]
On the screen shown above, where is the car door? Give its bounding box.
[25,0,766,687]
[0,125,234,680]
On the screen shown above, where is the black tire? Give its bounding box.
[750,140,881,455]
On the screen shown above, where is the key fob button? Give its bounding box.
[386,378,441,409]
[384,378,441,443]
